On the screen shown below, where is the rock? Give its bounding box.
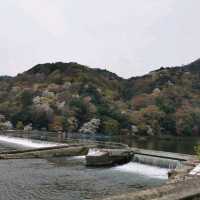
[24,124,33,131]
[168,170,177,179]
[79,119,101,134]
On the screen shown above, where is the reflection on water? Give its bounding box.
[114,135,199,155]
[1,131,198,154]
[0,156,166,200]
[65,133,199,155]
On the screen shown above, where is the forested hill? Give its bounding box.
[0,59,200,136]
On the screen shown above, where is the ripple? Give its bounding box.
[0,158,166,200]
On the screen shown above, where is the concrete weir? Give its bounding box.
[0,135,200,199]
[101,148,200,200]
[0,145,91,159]
[131,148,196,169]
[0,135,96,159]
[86,148,133,167]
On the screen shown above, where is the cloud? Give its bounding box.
[17,0,67,37]
[0,0,200,78]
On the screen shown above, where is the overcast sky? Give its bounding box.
[0,0,200,78]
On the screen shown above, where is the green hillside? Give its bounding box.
[0,60,200,136]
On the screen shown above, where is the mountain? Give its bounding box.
[0,76,12,81]
[0,60,200,136]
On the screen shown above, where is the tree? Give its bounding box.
[21,90,33,107]
[176,105,200,136]
[195,144,200,160]
[11,108,32,126]
[69,98,90,125]
[160,115,176,134]
[16,121,24,130]
[49,116,64,132]
[101,117,120,135]
[29,104,54,130]
[156,96,176,114]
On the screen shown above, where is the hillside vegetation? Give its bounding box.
[1,60,200,136]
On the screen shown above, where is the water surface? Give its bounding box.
[0,156,166,200]
[0,133,170,200]
[1,131,198,154]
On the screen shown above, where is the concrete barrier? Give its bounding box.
[100,149,199,200]
[0,145,95,159]
[131,148,196,161]
[86,149,133,167]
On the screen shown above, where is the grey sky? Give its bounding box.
[0,0,200,78]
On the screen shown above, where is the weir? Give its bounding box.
[0,135,65,148]
[133,154,182,169]
[0,135,95,159]
[131,147,195,161]
[0,135,199,199]
[0,135,193,168]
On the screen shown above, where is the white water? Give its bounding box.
[87,148,106,156]
[134,154,181,169]
[71,155,86,160]
[189,164,200,175]
[87,149,170,179]
[71,149,102,160]
[0,135,65,148]
[113,162,170,180]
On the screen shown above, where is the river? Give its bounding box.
[2,131,198,154]
[0,131,196,200]
[0,139,167,200]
